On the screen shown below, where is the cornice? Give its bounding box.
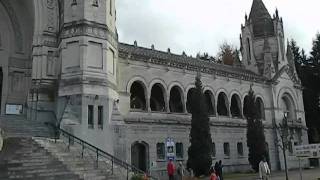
[119,43,268,84]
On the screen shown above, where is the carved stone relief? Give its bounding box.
[46,0,58,32]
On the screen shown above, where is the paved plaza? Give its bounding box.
[227,168,320,180]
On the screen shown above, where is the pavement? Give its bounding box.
[226,167,320,180]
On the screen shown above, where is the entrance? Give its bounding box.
[0,68,2,114]
[131,142,148,172]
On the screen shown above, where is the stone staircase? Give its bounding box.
[0,137,117,180]
[0,115,54,138]
[34,137,119,180]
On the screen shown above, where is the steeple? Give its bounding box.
[249,0,274,38]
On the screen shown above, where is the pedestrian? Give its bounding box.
[167,158,175,180]
[210,169,218,180]
[259,157,270,180]
[218,160,224,180]
[214,162,219,177]
[177,161,185,180]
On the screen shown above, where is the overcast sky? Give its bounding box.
[116,0,320,57]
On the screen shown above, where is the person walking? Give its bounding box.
[218,160,224,180]
[177,161,184,180]
[210,169,219,180]
[214,162,219,178]
[259,157,270,180]
[167,159,175,180]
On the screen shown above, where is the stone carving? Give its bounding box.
[47,0,58,32]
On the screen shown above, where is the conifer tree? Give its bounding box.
[245,87,268,172]
[187,75,213,177]
[310,33,320,67]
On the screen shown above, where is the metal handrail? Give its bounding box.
[57,127,157,180]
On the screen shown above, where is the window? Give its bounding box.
[98,106,103,129]
[288,141,293,154]
[223,143,230,157]
[246,38,251,64]
[176,143,184,159]
[212,142,216,158]
[109,0,112,15]
[92,0,98,7]
[88,105,94,128]
[237,142,244,156]
[156,143,165,159]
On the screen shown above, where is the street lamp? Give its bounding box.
[275,112,290,180]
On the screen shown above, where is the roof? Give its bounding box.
[118,43,267,83]
[249,0,275,38]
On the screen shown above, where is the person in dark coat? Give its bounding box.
[218,160,224,180]
[214,162,219,177]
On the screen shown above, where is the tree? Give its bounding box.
[217,42,240,66]
[310,33,320,67]
[245,86,268,172]
[187,75,213,177]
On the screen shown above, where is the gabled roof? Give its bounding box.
[249,0,275,38]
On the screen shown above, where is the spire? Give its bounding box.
[249,0,274,38]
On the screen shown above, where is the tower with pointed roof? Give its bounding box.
[240,0,287,79]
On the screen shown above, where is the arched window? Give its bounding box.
[246,38,251,64]
[217,92,229,116]
[243,95,250,118]
[230,94,241,118]
[169,86,183,113]
[280,93,295,121]
[204,90,215,116]
[256,97,265,120]
[130,81,146,110]
[150,83,166,112]
[186,88,196,113]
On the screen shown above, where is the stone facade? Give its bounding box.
[0,0,309,177]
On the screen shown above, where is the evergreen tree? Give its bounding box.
[187,75,213,177]
[290,39,301,65]
[245,87,268,172]
[310,33,320,67]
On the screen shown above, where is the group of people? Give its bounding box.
[166,159,224,180]
[167,157,270,180]
[209,160,224,180]
[167,159,185,180]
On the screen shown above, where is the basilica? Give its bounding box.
[0,0,309,178]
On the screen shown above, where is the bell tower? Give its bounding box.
[240,0,288,79]
[58,0,118,153]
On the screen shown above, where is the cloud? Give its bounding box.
[116,0,320,56]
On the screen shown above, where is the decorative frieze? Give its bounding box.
[60,20,118,48]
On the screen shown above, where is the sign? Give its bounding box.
[166,138,175,159]
[294,144,320,158]
[5,104,23,115]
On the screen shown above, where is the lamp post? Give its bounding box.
[275,112,290,180]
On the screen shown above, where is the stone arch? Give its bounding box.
[150,83,166,112]
[126,76,148,93]
[130,81,147,111]
[186,88,197,113]
[169,85,184,113]
[277,87,298,110]
[217,92,229,116]
[204,90,215,115]
[243,94,250,118]
[230,94,242,118]
[255,97,265,120]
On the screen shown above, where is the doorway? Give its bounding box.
[131,141,148,172]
